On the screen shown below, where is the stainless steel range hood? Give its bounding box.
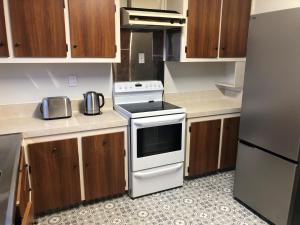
[121,7,186,29]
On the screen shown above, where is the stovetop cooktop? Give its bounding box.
[118,101,181,114]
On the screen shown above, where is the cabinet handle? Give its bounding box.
[73,165,78,170]
[85,163,89,168]
[14,42,21,48]
[52,147,57,153]
[73,45,78,49]
[0,42,4,47]
[214,47,218,50]
[221,47,226,50]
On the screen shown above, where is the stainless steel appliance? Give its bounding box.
[0,134,22,225]
[114,81,185,198]
[233,8,300,225]
[40,96,72,120]
[83,91,105,115]
[113,30,164,82]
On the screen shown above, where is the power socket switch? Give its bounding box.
[68,75,78,87]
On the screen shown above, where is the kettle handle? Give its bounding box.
[98,93,105,108]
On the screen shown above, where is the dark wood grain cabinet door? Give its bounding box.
[68,0,116,57]
[9,0,67,57]
[220,117,240,170]
[220,0,252,57]
[16,148,30,221]
[186,0,221,58]
[189,120,221,177]
[28,139,81,214]
[0,0,9,57]
[82,132,125,201]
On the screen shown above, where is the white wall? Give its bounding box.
[252,0,300,14]
[0,64,112,105]
[127,0,166,9]
[164,62,226,93]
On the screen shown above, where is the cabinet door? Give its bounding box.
[21,202,33,225]
[68,0,116,57]
[0,0,9,57]
[189,120,221,177]
[16,148,30,220]
[220,117,240,170]
[186,0,221,58]
[28,139,81,214]
[220,0,252,57]
[9,0,66,57]
[82,132,125,201]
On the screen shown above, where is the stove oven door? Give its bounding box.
[131,113,186,171]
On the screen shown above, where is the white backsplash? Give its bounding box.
[164,62,227,93]
[0,64,113,105]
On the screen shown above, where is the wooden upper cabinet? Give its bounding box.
[188,120,221,177]
[186,0,221,58]
[220,0,252,57]
[68,0,116,57]
[82,132,125,201]
[28,139,81,214]
[0,0,9,57]
[9,0,67,57]
[220,117,240,170]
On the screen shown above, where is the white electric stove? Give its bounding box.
[113,81,186,198]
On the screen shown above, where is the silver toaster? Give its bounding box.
[40,96,72,120]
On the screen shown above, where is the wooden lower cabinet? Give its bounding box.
[82,132,125,201]
[189,120,221,177]
[27,138,81,214]
[15,148,33,225]
[21,202,34,225]
[220,117,240,170]
[187,116,240,177]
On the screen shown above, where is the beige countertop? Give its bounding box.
[165,91,242,119]
[0,91,241,138]
[0,110,128,138]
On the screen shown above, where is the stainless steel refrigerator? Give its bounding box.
[233,8,300,225]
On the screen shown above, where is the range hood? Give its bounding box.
[121,8,186,29]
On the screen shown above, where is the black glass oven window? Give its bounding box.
[137,124,182,158]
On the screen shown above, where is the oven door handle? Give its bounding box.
[134,163,183,179]
[133,114,185,127]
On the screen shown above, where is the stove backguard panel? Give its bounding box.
[113,29,164,83]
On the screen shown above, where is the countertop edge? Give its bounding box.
[186,108,241,119]
[22,122,128,139]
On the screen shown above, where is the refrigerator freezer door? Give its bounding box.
[234,142,297,225]
[240,8,300,161]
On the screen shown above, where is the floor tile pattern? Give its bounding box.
[35,171,269,225]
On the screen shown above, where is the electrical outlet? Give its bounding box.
[68,75,78,87]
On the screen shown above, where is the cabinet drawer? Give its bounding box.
[131,163,183,198]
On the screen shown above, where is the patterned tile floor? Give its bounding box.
[35,171,269,225]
